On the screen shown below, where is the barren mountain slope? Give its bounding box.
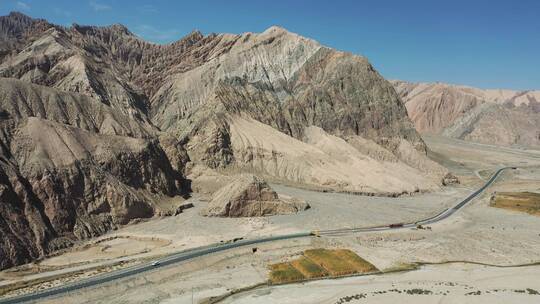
[0,78,155,137]
[443,103,540,146]
[0,12,52,61]
[393,80,540,147]
[159,27,448,191]
[0,12,451,270]
[0,25,152,123]
[0,114,183,270]
[228,117,441,194]
[0,47,184,270]
[156,27,423,145]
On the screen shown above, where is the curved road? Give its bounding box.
[0,167,512,304]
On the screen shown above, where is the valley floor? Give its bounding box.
[221,263,540,304]
[2,136,540,303]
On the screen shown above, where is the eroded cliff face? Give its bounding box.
[0,12,447,269]
[393,80,540,147]
[0,115,183,269]
[163,27,447,194]
[153,27,425,153]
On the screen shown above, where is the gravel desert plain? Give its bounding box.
[3,136,538,304]
[0,6,539,304]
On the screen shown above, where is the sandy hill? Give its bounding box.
[393,80,540,147]
[0,12,450,269]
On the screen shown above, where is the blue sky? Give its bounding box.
[1,0,539,90]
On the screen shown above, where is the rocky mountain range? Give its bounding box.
[0,12,450,270]
[393,80,540,147]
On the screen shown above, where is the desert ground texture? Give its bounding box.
[1,135,539,303]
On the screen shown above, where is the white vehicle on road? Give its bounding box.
[151,261,161,267]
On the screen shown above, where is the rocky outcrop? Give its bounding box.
[442,173,460,186]
[393,80,540,147]
[202,174,309,217]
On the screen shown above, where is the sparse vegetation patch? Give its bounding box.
[269,248,377,284]
[490,192,540,216]
[268,262,304,283]
[290,256,328,279]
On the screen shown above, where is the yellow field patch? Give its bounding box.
[290,256,328,279]
[304,249,361,276]
[268,262,305,284]
[491,192,540,216]
[331,249,378,273]
[269,248,378,283]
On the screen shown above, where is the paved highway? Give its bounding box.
[0,167,512,304]
[318,166,511,235]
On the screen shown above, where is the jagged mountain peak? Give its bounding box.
[1,11,49,28]
[70,22,133,37]
[263,25,289,33]
[169,29,204,46]
[0,11,44,38]
[259,25,311,41]
[6,11,34,20]
[186,29,204,38]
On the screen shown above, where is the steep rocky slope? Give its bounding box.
[0,12,450,269]
[0,12,52,61]
[0,78,154,137]
[157,27,425,150]
[393,81,540,147]
[0,113,182,270]
[0,12,185,268]
[0,120,182,269]
[158,27,448,192]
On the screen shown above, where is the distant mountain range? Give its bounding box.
[393,81,540,147]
